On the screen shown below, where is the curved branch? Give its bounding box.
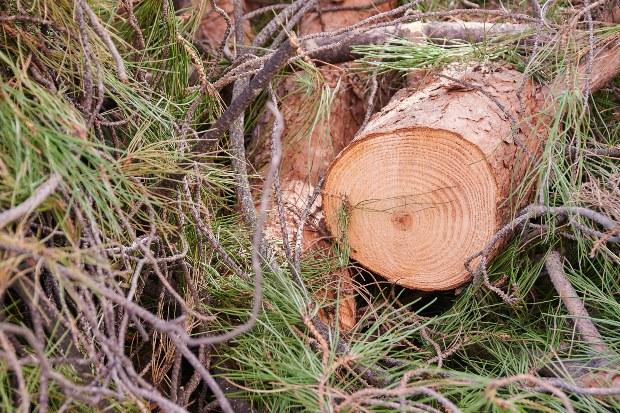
[0,174,62,230]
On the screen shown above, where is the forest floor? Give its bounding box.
[1,0,620,412]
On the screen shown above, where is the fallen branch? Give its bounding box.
[213,7,539,90]
[196,37,296,151]
[568,144,620,158]
[544,251,608,354]
[251,0,306,48]
[304,21,530,63]
[0,173,62,230]
[80,0,128,83]
[486,374,576,413]
[229,0,257,229]
[487,372,620,412]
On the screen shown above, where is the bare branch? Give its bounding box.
[545,251,608,354]
[196,37,296,151]
[0,173,62,230]
[80,0,128,83]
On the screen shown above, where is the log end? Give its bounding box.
[323,127,498,290]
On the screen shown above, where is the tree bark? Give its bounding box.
[322,33,620,291]
[323,64,547,290]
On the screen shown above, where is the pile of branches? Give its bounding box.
[0,0,619,412]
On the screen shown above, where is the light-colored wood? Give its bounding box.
[303,21,527,64]
[323,65,547,290]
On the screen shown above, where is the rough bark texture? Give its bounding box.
[551,36,620,94]
[323,64,547,291]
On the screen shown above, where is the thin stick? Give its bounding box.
[229,0,257,229]
[124,0,145,50]
[80,0,129,83]
[252,0,305,48]
[268,89,301,285]
[356,72,378,136]
[243,4,288,21]
[486,374,575,413]
[196,38,296,151]
[0,174,62,230]
[207,0,233,77]
[0,331,30,413]
[269,0,318,49]
[74,1,95,113]
[545,251,608,354]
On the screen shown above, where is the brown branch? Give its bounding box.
[243,4,288,21]
[0,173,62,230]
[486,374,576,413]
[195,37,296,152]
[123,0,145,50]
[304,21,530,64]
[74,1,95,114]
[321,0,394,13]
[568,144,620,158]
[337,378,463,413]
[252,0,306,48]
[0,331,30,413]
[0,14,67,33]
[269,0,318,49]
[208,0,233,76]
[544,251,608,354]
[267,90,301,285]
[80,0,128,83]
[229,0,258,229]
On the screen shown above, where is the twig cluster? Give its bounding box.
[1,0,619,412]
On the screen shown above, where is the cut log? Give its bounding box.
[322,32,620,291]
[323,64,547,290]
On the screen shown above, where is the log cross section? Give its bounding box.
[323,65,547,290]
